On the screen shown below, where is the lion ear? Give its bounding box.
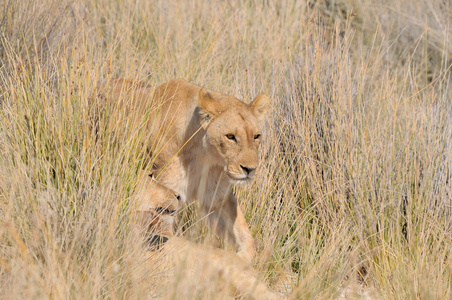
[250,93,270,121]
[198,88,220,128]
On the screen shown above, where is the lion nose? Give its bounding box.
[240,165,256,175]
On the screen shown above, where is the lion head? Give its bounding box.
[197,88,270,183]
[135,174,181,237]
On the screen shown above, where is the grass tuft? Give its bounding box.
[0,0,451,298]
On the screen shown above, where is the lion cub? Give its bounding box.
[135,174,283,300]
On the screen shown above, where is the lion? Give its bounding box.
[95,78,270,263]
[135,172,181,238]
[134,174,283,300]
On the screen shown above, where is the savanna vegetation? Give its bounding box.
[0,0,451,298]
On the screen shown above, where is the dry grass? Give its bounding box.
[0,0,451,299]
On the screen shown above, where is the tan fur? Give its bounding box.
[134,176,282,300]
[148,238,283,300]
[135,172,180,237]
[96,78,270,263]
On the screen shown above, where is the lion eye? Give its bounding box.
[254,134,261,140]
[155,207,176,215]
[226,134,236,142]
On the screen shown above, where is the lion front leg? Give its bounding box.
[232,202,256,264]
[203,190,256,264]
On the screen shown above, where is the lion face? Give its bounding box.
[136,174,181,237]
[198,89,270,183]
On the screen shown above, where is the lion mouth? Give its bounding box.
[225,172,253,183]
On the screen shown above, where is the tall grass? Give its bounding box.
[1,0,451,298]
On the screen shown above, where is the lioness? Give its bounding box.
[134,175,283,300]
[135,173,180,238]
[96,78,270,263]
